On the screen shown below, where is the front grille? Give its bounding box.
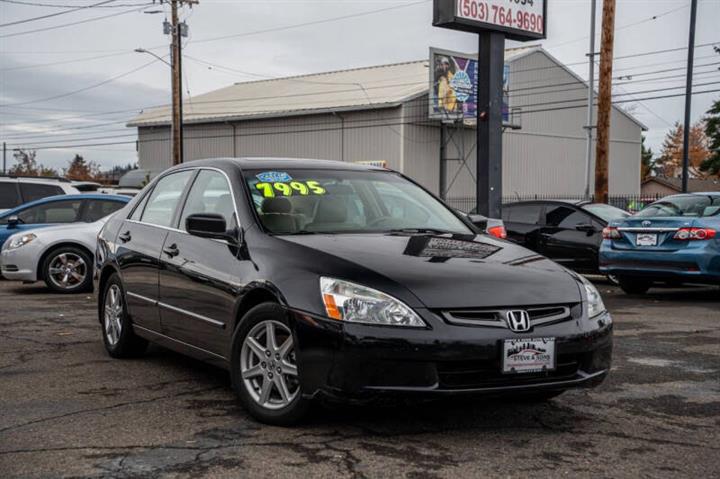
[437,353,584,389]
[442,304,577,329]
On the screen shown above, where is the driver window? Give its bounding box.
[179,170,235,230]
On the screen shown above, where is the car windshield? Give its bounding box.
[244,168,472,235]
[635,194,720,218]
[582,203,630,222]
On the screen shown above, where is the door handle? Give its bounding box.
[163,244,179,258]
[118,231,131,243]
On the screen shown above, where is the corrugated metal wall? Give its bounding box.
[137,51,642,197]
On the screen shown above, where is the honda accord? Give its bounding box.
[95,158,612,425]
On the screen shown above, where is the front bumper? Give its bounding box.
[0,245,38,282]
[289,308,612,401]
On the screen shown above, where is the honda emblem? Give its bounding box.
[505,310,531,332]
[642,220,652,227]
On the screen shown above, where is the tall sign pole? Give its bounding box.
[433,0,546,217]
[681,0,698,193]
[476,31,505,218]
[594,0,615,204]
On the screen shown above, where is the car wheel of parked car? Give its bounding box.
[101,273,148,358]
[618,277,651,295]
[231,303,310,425]
[42,246,93,293]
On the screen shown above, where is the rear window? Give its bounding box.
[19,183,64,203]
[636,195,720,218]
[0,183,19,210]
[582,203,629,222]
[503,204,542,224]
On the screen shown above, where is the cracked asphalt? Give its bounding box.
[1,278,718,478]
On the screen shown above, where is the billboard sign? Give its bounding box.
[433,0,546,41]
[429,48,510,122]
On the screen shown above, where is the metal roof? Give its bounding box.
[128,46,645,130]
[128,47,536,128]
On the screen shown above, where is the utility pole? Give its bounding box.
[594,0,616,204]
[2,142,6,174]
[165,0,196,166]
[681,0,698,193]
[583,0,597,199]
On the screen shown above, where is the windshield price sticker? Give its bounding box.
[256,171,293,183]
[256,180,326,198]
[457,0,544,35]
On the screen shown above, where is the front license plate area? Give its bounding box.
[636,233,658,246]
[502,338,556,374]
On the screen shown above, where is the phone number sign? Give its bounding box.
[434,0,546,41]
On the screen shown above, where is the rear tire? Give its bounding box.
[618,277,651,295]
[231,302,310,426]
[100,273,148,358]
[42,246,93,293]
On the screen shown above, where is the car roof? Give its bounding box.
[0,174,73,183]
[0,193,130,217]
[164,157,388,174]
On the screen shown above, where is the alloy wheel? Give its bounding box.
[104,284,123,346]
[240,320,299,410]
[47,252,87,290]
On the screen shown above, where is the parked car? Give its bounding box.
[600,193,720,294]
[501,200,630,276]
[71,181,103,192]
[0,194,129,250]
[460,210,507,238]
[1,195,129,292]
[0,175,79,214]
[95,158,612,425]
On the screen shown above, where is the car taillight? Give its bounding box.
[673,227,716,240]
[602,226,621,239]
[487,225,507,239]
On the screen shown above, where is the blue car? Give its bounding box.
[0,194,130,249]
[599,192,720,294]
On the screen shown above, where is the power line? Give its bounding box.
[0,0,148,7]
[0,3,148,38]
[8,87,720,149]
[0,0,118,28]
[0,57,164,107]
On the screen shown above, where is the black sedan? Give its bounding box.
[95,158,612,425]
[502,200,629,275]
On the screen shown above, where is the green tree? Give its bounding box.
[9,149,39,175]
[700,98,720,176]
[641,135,655,179]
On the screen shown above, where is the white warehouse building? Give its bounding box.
[129,46,646,204]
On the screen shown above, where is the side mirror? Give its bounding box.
[185,213,238,244]
[7,215,20,228]
[466,213,488,230]
[575,223,596,235]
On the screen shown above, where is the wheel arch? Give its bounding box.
[232,284,287,332]
[36,242,94,282]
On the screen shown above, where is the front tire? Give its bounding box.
[618,276,652,295]
[231,303,310,425]
[101,273,148,358]
[42,246,93,293]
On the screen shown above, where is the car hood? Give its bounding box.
[279,233,582,309]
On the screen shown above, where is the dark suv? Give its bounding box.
[95,159,612,425]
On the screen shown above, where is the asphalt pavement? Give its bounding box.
[1,279,718,478]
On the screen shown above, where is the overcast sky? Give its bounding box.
[1,0,719,172]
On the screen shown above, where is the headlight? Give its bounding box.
[320,277,426,327]
[6,233,37,250]
[579,275,607,319]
